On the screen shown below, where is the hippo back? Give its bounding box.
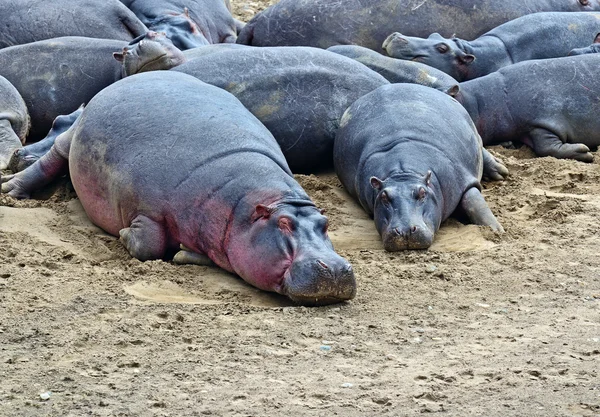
[238,0,600,50]
[0,37,127,140]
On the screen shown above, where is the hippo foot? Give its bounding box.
[482,148,509,181]
[1,172,32,199]
[8,148,38,173]
[173,245,214,266]
[460,187,504,233]
[530,128,594,163]
[119,215,167,261]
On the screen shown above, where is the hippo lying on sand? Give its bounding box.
[0,0,147,48]
[569,33,600,54]
[455,54,600,162]
[0,76,29,169]
[334,84,504,251]
[326,45,459,96]
[237,0,600,51]
[383,12,600,81]
[2,71,356,305]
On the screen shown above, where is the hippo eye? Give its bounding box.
[436,43,449,53]
[380,191,390,206]
[323,220,329,234]
[417,187,426,201]
[579,0,590,5]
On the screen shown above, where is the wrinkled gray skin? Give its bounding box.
[569,32,600,54]
[237,0,600,50]
[0,0,147,49]
[119,34,389,173]
[326,45,459,96]
[1,72,356,306]
[456,54,600,162]
[119,0,237,48]
[8,107,83,173]
[0,76,29,170]
[384,12,600,81]
[0,37,127,141]
[334,84,504,251]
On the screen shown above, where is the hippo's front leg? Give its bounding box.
[119,215,170,261]
[528,127,594,162]
[173,244,214,266]
[460,187,504,233]
[482,148,509,181]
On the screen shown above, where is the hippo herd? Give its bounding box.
[2,0,600,305]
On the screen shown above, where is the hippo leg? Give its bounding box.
[459,187,504,233]
[119,215,168,261]
[173,244,214,266]
[1,132,71,199]
[529,128,593,162]
[0,120,24,170]
[482,148,509,181]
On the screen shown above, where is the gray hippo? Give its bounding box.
[0,37,128,141]
[2,71,356,305]
[117,33,389,173]
[0,76,29,170]
[326,45,459,96]
[569,32,600,54]
[0,0,147,49]
[334,84,504,251]
[455,54,600,162]
[118,0,238,49]
[383,12,600,81]
[237,0,600,51]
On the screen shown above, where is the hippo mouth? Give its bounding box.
[137,54,169,73]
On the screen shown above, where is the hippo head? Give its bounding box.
[382,32,474,81]
[568,33,600,55]
[370,172,442,251]
[114,31,186,76]
[227,200,356,305]
[145,8,209,50]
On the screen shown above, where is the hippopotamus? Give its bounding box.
[455,54,600,162]
[569,32,600,54]
[2,71,356,305]
[0,0,147,49]
[0,76,29,170]
[237,0,600,51]
[118,0,238,49]
[118,33,389,173]
[326,45,459,96]
[334,84,504,251]
[383,12,600,81]
[0,37,127,141]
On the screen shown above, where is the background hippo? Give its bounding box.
[326,45,460,96]
[455,54,600,161]
[118,0,238,49]
[569,32,600,54]
[0,76,29,169]
[0,0,147,49]
[2,71,356,306]
[334,84,504,251]
[237,0,600,51]
[384,12,600,81]
[119,35,389,173]
[0,37,127,141]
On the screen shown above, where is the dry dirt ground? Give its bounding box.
[1,2,600,417]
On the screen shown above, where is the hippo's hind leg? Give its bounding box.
[173,244,214,266]
[460,187,504,233]
[119,215,168,261]
[528,127,593,162]
[482,148,509,181]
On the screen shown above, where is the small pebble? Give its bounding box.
[425,265,437,273]
[40,392,51,401]
[320,345,332,351]
[341,383,353,388]
[427,306,433,311]
[322,340,335,345]
[476,303,491,308]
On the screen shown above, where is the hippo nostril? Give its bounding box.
[411,225,418,234]
[317,260,329,269]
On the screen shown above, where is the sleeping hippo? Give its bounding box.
[1,71,356,305]
[237,0,600,51]
[383,12,600,81]
[569,32,600,54]
[118,0,238,49]
[455,53,600,161]
[0,37,127,141]
[334,84,504,251]
[326,45,459,96]
[117,33,389,173]
[0,76,29,170]
[0,0,147,49]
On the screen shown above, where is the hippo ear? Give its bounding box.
[459,54,475,65]
[113,51,125,62]
[370,176,383,190]
[183,7,190,17]
[445,84,460,97]
[252,204,272,221]
[319,208,327,215]
[425,170,432,186]
[428,32,444,41]
[594,33,600,43]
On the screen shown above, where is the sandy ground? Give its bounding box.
[1,2,600,416]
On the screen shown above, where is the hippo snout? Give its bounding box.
[382,32,411,55]
[383,224,434,251]
[282,255,356,306]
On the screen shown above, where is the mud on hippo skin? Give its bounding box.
[384,12,600,81]
[569,32,600,54]
[1,71,356,305]
[0,76,29,170]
